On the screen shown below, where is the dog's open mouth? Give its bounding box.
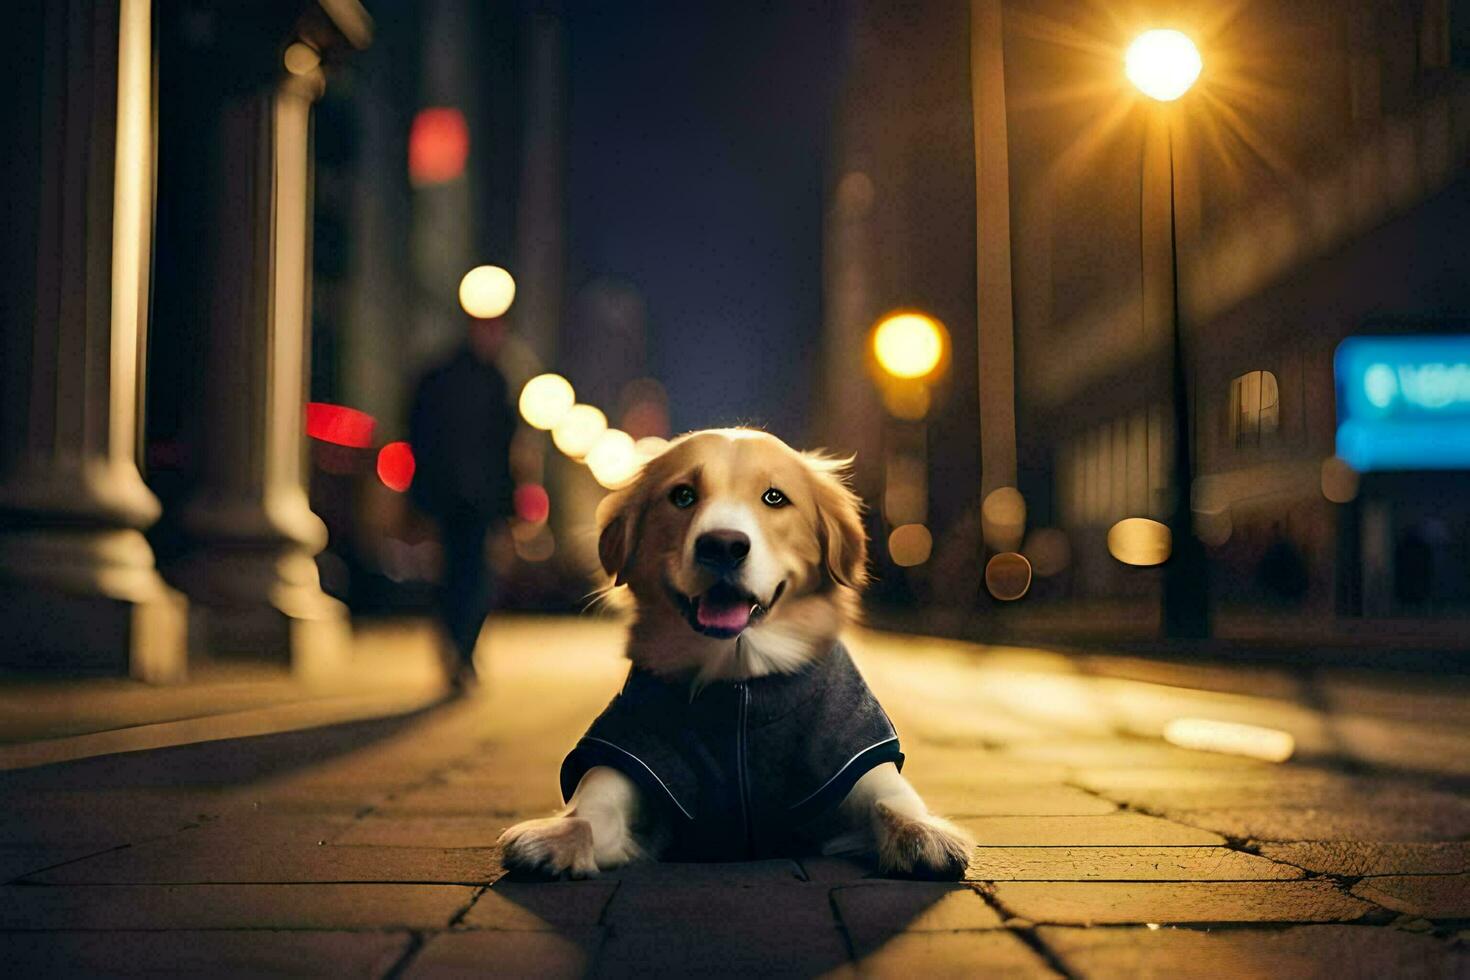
[669,580,785,639]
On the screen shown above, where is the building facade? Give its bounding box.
[1,0,371,678]
[825,0,1470,641]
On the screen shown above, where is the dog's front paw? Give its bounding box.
[498,816,598,879]
[873,801,974,881]
[593,830,644,872]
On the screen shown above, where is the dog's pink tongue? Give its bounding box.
[696,593,752,632]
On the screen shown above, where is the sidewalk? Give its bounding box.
[0,621,448,770]
[879,601,1470,668]
[1,616,1466,977]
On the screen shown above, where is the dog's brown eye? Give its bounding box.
[762,488,788,508]
[670,484,697,509]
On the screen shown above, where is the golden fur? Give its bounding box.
[500,429,974,879]
[596,428,866,684]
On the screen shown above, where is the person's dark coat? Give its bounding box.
[561,642,904,860]
[408,347,516,520]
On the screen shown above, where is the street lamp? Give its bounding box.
[458,265,516,319]
[869,311,949,571]
[872,312,947,380]
[1125,30,1202,102]
[519,373,576,430]
[1126,29,1210,639]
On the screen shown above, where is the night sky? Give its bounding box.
[564,0,846,442]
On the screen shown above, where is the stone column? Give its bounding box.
[179,11,368,674]
[0,0,187,682]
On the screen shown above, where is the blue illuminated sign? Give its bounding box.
[1335,335,1470,471]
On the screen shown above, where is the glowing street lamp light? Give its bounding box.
[585,428,640,489]
[634,436,670,460]
[283,42,321,77]
[868,311,949,574]
[887,524,933,567]
[458,265,516,318]
[1125,29,1209,638]
[551,404,606,459]
[871,312,948,380]
[519,373,576,430]
[1125,29,1201,102]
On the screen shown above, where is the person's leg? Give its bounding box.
[458,516,494,678]
[439,514,490,677]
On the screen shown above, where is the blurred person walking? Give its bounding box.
[409,316,517,689]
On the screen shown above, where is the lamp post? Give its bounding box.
[869,311,949,570]
[1126,29,1210,639]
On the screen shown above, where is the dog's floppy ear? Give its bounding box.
[802,452,869,590]
[596,484,641,585]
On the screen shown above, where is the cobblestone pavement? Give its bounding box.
[2,617,1467,977]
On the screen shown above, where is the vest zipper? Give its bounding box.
[735,680,752,857]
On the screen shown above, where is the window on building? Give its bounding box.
[1230,370,1280,447]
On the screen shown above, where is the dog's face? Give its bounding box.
[597,429,867,677]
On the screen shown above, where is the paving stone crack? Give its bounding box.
[972,882,1078,978]
[825,885,859,964]
[3,843,134,885]
[435,882,492,935]
[380,929,426,980]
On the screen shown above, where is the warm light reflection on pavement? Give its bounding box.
[1163,718,1295,763]
[3,617,1468,975]
[844,628,1470,779]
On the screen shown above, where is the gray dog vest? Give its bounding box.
[560,642,903,860]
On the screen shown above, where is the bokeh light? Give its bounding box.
[888,523,933,567]
[283,42,320,77]
[305,402,376,448]
[551,404,607,458]
[408,107,470,185]
[458,265,516,319]
[872,312,948,380]
[376,441,415,492]
[1107,517,1172,566]
[981,486,1027,553]
[1125,29,1202,102]
[513,483,551,524]
[985,552,1032,601]
[585,428,640,489]
[635,436,670,460]
[519,373,576,430]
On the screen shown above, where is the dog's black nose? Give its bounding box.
[695,530,750,571]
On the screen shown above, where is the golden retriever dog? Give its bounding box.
[499,428,973,878]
